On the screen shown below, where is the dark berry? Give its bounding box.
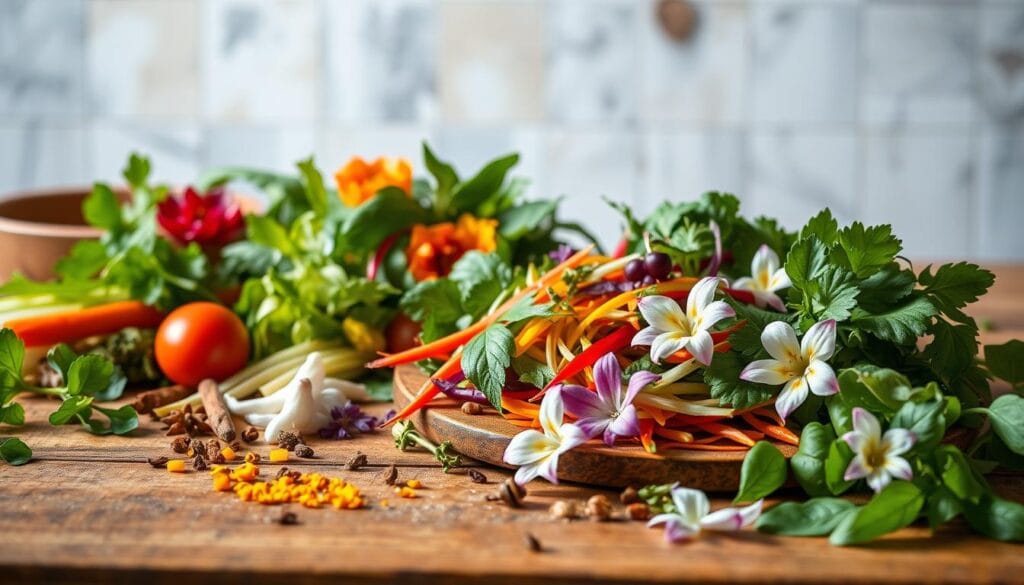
[644,252,672,280]
[641,275,657,286]
[624,258,647,282]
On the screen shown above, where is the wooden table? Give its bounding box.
[2,265,1023,585]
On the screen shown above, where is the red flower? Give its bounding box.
[157,187,244,248]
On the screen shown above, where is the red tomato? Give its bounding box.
[385,312,422,354]
[155,302,250,386]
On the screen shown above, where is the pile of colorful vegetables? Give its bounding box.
[376,193,1024,544]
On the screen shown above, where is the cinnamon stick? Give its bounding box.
[130,384,192,415]
[198,379,236,442]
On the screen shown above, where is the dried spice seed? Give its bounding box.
[497,479,526,508]
[279,512,299,526]
[461,402,483,415]
[275,466,290,480]
[468,469,487,484]
[171,436,191,454]
[245,452,261,464]
[230,441,242,452]
[294,444,315,459]
[277,431,303,451]
[147,456,169,468]
[346,452,368,471]
[206,439,221,457]
[192,441,208,460]
[210,451,226,465]
[620,486,640,505]
[549,500,579,520]
[585,495,612,521]
[523,532,542,553]
[626,502,651,521]
[193,455,209,471]
[241,426,260,443]
[382,464,398,486]
[166,421,186,436]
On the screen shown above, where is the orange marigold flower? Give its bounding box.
[334,156,412,207]
[406,214,498,281]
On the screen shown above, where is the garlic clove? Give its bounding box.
[244,413,276,427]
[226,390,288,415]
[265,378,330,441]
[323,378,370,402]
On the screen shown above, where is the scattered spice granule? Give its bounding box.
[269,448,289,462]
[379,499,390,508]
[245,452,261,464]
[171,436,191,454]
[147,456,169,468]
[166,460,186,473]
[346,452,368,470]
[382,464,398,486]
[241,426,260,443]
[395,486,417,499]
[279,512,298,525]
[294,444,314,459]
[221,447,237,461]
[524,532,543,553]
[193,455,209,471]
[277,431,303,451]
[212,466,366,511]
[406,479,423,489]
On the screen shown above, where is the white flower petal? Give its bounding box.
[841,430,866,453]
[866,470,892,493]
[503,430,558,466]
[740,359,793,386]
[536,452,561,484]
[701,508,744,531]
[753,290,787,313]
[696,300,735,332]
[885,456,914,482]
[556,422,589,451]
[738,499,763,527]
[631,326,660,347]
[882,428,917,457]
[637,296,688,333]
[686,330,715,366]
[760,321,802,365]
[514,463,541,486]
[767,268,792,292]
[804,360,839,397]
[775,377,809,421]
[851,407,881,441]
[650,331,689,364]
[687,277,721,318]
[732,276,754,291]
[538,388,566,438]
[670,487,710,526]
[801,319,837,362]
[844,454,870,482]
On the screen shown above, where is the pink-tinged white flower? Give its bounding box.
[739,320,839,421]
[632,277,735,365]
[560,353,660,446]
[502,388,587,486]
[732,245,792,312]
[841,407,916,493]
[648,486,763,543]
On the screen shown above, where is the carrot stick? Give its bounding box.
[502,397,540,419]
[653,427,694,443]
[382,349,463,426]
[6,300,164,347]
[692,422,757,447]
[742,413,800,445]
[505,419,536,429]
[368,245,595,369]
[661,442,749,452]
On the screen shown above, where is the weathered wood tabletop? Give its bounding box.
[1,265,1023,585]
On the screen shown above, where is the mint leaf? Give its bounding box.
[448,252,512,318]
[756,498,856,536]
[500,296,558,325]
[790,422,835,497]
[984,340,1024,388]
[830,481,924,545]
[939,445,987,503]
[890,397,946,455]
[462,325,515,412]
[734,441,787,503]
[984,394,1024,455]
[851,294,936,345]
[800,209,839,245]
[836,222,902,278]
[0,437,31,466]
[400,279,463,324]
[704,351,774,409]
[511,355,554,389]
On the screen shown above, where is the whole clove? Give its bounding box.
[241,426,260,443]
[294,444,314,459]
[468,469,488,484]
[277,431,303,451]
[278,512,299,526]
[346,452,368,471]
[170,436,191,454]
[523,532,543,553]
[147,456,169,468]
[192,454,208,471]
[382,464,399,486]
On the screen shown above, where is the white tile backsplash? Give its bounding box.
[0,0,1019,260]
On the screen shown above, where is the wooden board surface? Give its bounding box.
[394,365,797,490]
[0,264,1023,585]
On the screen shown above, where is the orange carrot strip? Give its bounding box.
[661,442,749,452]
[382,349,463,425]
[6,300,164,347]
[638,404,672,427]
[502,397,540,419]
[692,422,757,447]
[742,413,800,446]
[505,419,536,429]
[754,406,786,427]
[653,427,694,443]
[368,245,595,369]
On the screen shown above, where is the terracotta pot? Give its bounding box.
[0,187,103,283]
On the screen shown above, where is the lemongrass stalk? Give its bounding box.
[635,393,734,417]
[644,382,709,396]
[236,351,368,400]
[651,358,702,389]
[582,254,639,284]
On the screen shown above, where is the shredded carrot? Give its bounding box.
[502,397,540,419]
[383,349,463,425]
[7,300,164,347]
[742,413,800,445]
[654,427,694,443]
[504,419,537,429]
[638,419,657,454]
[689,422,757,447]
[660,442,749,452]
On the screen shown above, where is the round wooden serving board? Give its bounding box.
[393,364,798,491]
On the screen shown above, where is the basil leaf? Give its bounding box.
[984,394,1024,455]
[890,398,946,455]
[790,422,835,497]
[830,481,924,546]
[927,486,962,529]
[826,393,854,436]
[938,445,987,503]
[65,355,114,397]
[0,403,24,426]
[962,495,1024,542]
[462,325,515,412]
[48,396,94,426]
[734,441,787,503]
[0,437,32,466]
[824,440,856,495]
[756,498,856,536]
[836,366,912,416]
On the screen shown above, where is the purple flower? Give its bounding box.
[559,353,660,446]
[318,402,385,440]
[548,244,574,263]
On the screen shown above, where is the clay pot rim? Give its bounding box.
[0,186,104,239]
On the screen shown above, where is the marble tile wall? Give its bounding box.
[0,0,1021,261]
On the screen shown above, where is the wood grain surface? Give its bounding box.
[0,264,1022,585]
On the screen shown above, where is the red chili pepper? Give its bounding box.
[639,418,657,454]
[612,235,629,259]
[366,231,402,281]
[540,324,637,394]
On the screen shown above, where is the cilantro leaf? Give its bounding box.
[784,237,829,289]
[809,267,859,322]
[919,262,994,324]
[836,222,902,278]
[462,325,515,412]
[856,265,916,312]
[984,340,1024,389]
[704,352,775,409]
[800,208,839,245]
[448,252,512,318]
[851,294,936,345]
[924,320,978,381]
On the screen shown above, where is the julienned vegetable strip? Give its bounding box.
[384,348,464,425]
[537,324,636,397]
[367,244,595,369]
[6,300,164,347]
